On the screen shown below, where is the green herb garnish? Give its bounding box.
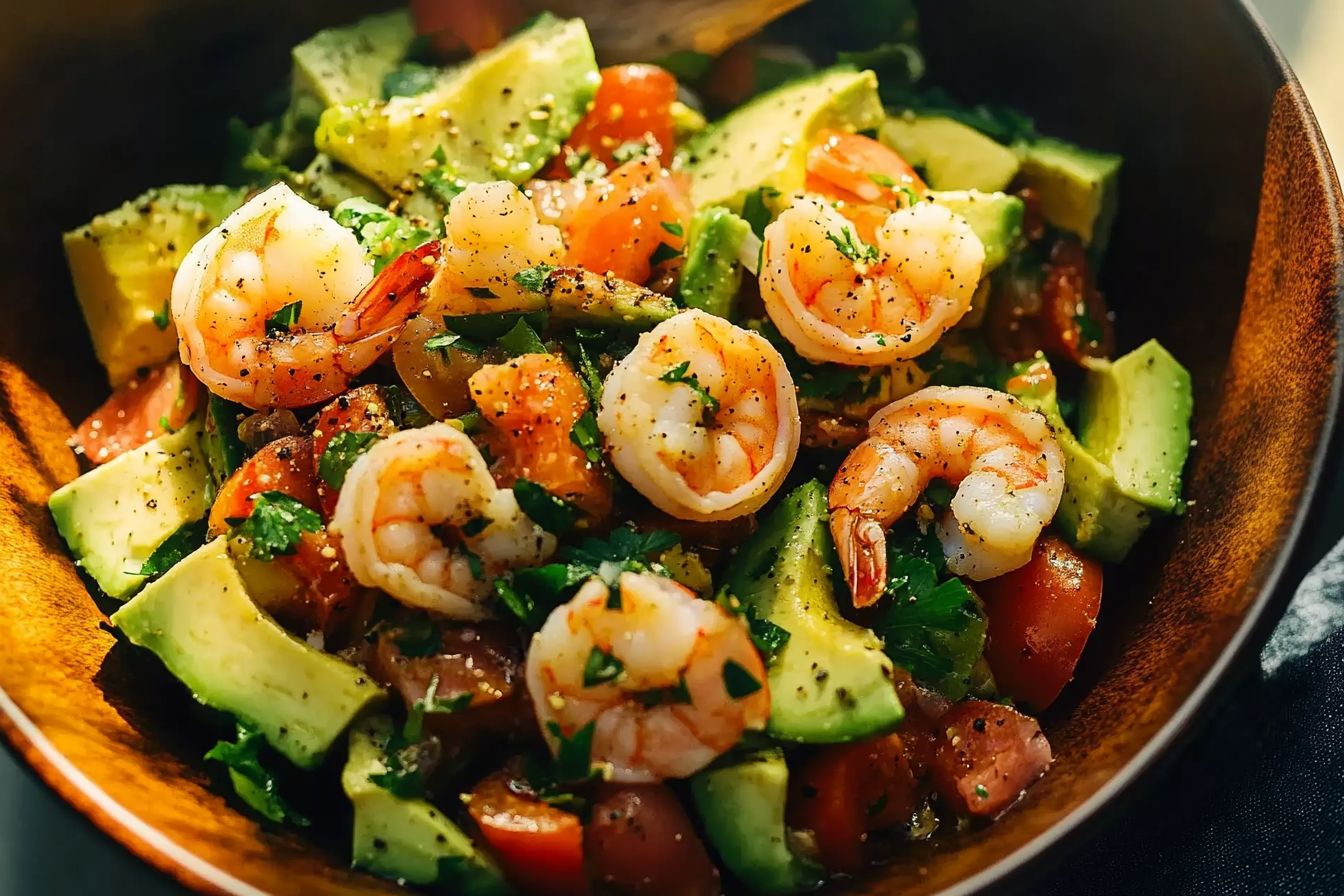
[570,411,603,465]
[722,659,763,699]
[152,299,172,331]
[661,361,720,423]
[318,431,383,490]
[226,492,321,562]
[134,518,207,579]
[264,301,302,337]
[825,226,878,264]
[582,648,625,687]
[660,221,684,238]
[741,186,781,241]
[514,478,582,536]
[513,263,557,294]
[204,721,309,826]
[650,242,682,266]
[468,286,499,299]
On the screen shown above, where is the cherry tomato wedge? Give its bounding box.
[563,154,692,285]
[787,734,919,874]
[410,0,522,54]
[468,766,588,896]
[71,360,202,465]
[929,701,1052,818]
[310,385,398,520]
[1040,238,1114,364]
[585,783,721,896]
[977,533,1104,710]
[547,65,679,176]
[208,436,319,536]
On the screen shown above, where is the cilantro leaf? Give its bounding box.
[660,221,684,238]
[741,186,780,241]
[332,198,435,274]
[497,318,547,356]
[152,299,172,331]
[582,647,625,687]
[722,659,763,699]
[424,319,486,356]
[639,677,693,707]
[514,478,582,536]
[386,384,437,429]
[867,172,897,188]
[513,263,556,294]
[650,242,682,266]
[660,361,720,423]
[547,720,598,784]
[468,286,498,299]
[747,612,791,657]
[569,411,603,465]
[318,431,383,490]
[264,301,302,337]
[228,492,321,562]
[135,518,207,579]
[423,145,469,205]
[391,615,443,658]
[204,721,309,826]
[825,227,878,264]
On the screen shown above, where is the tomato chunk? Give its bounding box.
[978,533,1104,710]
[71,360,202,465]
[787,733,919,874]
[585,783,721,896]
[929,701,1051,817]
[310,385,399,520]
[1040,238,1115,364]
[468,765,588,896]
[563,155,692,285]
[547,64,679,176]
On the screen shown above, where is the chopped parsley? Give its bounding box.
[415,673,474,715]
[582,647,625,687]
[317,431,383,490]
[423,145,469,204]
[152,299,172,331]
[867,172,897,188]
[467,286,499,299]
[461,515,491,537]
[264,301,302,337]
[513,478,582,536]
[382,61,440,99]
[547,720,598,783]
[513,263,556,294]
[660,221,684,238]
[386,384,437,429]
[660,361,720,423]
[134,518,207,579]
[464,548,485,580]
[722,659,763,700]
[825,226,878,264]
[611,140,650,164]
[569,411,603,465]
[924,478,955,509]
[496,318,547,356]
[650,242,682,266]
[639,677,693,707]
[332,198,435,274]
[390,615,443,658]
[747,611,791,657]
[226,492,321,562]
[424,320,486,356]
[204,721,309,826]
[742,186,781,241]
[974,784,990,799]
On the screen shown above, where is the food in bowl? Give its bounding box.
[47,4,1194,893]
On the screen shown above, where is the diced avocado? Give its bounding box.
[63,185,247,385]
[289,10,416,140]
[201,394,248,490]
[926,190,1024,275]
[723,480,903,743]
[1016,138,1122,247]
[293,154,388,211]
[676,67,885,213]
[49,421,210,600]
[344,718,512,895]
[691,750,825,896]
[523,266,678,328]
[671,101,708,143]
[316,15,599,194]
[1007,358,1152,562]
[680,207,753,318]
[1080,339,1193,514]
[879,115,1021,193]
[111,539,386,767]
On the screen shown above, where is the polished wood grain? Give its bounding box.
[0,1,1339,895]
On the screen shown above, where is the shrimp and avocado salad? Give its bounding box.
[49,4,1193,894]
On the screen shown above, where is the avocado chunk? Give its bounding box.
[294,154,389,211]
[691,750,825,895]
[111,539,386,767]
[344,718,512,895]
[722,480,903,743]
[680,207,753,318]
[316,15,599,194]
[1016,138,1122,247]
[880,115,1021,193]
[511,266,678,328]
[63,185,247,385]
[1080,339,1193,514]
[676,67,885,213]
[289,10,416,140]
[925,190,1024,275]
[49,421,210,600]
[1007,357,1152,562]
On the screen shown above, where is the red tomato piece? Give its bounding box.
[1040,238,1115,364]
[546,65,679,177]
[584,783,721,896]
[978,533,1104,710]
[71,360,202,465]
[929,701,1052,818]
[410,0,522,53]
[207,435,320,537]
[467,766,588,896]
[309,385,398,521]
[563,155,692,285]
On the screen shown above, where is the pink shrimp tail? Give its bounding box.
[830,506,888,608]
[335,240,441,342]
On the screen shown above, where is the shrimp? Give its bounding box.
[171,182,436,410]
[468,353,612,522]
[758,196,985,367]
[330,422,556,619]
[525,571,770,782]
[426,180,564,315]
[597,309,800,522]
[830,385,1065,607]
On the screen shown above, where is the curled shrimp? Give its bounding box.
[759,196,985,367]
[831,385,1065,606]
[330,422,556,619]
[597,309,800,522]
[426,180,564,315]
[525,570,770,782]
[171,183,436,410]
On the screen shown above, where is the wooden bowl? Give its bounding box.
[0,1,1339,894]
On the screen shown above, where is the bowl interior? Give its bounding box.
[0,1,1339,895]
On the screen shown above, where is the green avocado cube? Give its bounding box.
[680,206,754,319]
[1016,137,1122,247]
[880,115,1022,193]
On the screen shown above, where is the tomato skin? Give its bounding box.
[584,784,721,896]
[468,766,588,896]
[72,360,202,465]
[310,385,399,520]
[563,155,693,285]
[1039,239,1114,364]
[787,734,919,874]
[207,436,319,536]
[978,533,1104,710]
[929,701,1051,818]
[547,65,679,176]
